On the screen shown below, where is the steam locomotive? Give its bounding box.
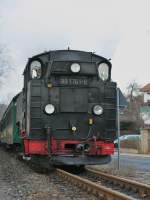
[0,50,117,167]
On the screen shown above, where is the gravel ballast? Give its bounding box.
[0,147,98,200]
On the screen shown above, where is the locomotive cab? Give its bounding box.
[22,50,116,166]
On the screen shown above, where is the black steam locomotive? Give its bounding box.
[0,50,117,167]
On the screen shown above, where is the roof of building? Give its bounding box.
[118,88,128,108]
[141,83,150,92]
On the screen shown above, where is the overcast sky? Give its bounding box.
[0,0,150,103]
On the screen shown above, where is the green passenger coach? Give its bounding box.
[0,93,22,146]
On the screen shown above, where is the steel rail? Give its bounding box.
[56,168,136,200]
[86,167,150,197]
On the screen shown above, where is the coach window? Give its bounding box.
[30,60,42,79]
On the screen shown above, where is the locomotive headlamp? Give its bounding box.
[93,105,103,115]
[45,104,55,114]
[98,63,109,81]
[71,63,80,73]
[71,126,77,132]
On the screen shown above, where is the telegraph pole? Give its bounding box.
[117,87,121,170]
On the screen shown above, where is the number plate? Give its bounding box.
[59,78,88,86]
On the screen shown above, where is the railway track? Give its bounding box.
[56,168,150,200]
[86,168,150,198]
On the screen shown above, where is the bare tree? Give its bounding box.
[0,44,13,114]
[0,44,13,79]
[0,104,7,120]
[126,80,141,102]
[121,81,144,133]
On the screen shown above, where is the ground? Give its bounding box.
[0,146,97,200]
[0,147,149,200]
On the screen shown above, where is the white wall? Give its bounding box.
[141,113,150,125]
[144,92,150,103]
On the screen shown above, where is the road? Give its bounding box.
[112,153,150,172]
[92,153,150,184]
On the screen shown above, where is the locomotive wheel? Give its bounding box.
[58,165,85,174]
[69,165,85,174]
[75,165,85,173]
[5,144,13,151]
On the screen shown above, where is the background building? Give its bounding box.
[140,83,150,126]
